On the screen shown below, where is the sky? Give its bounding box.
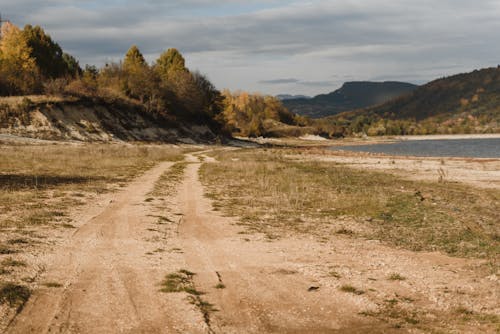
[1,0,499,96]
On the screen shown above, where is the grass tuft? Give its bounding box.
[1,258,27,267]
[388,273,406,281]
[42,282,63,288]
[339,284,364,295]
[0,283,31,311]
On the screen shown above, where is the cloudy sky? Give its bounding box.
[2,0,499,95]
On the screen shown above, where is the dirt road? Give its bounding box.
[6,161,204,333]
[6,154,499,333]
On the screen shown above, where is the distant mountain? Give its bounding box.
[276,94,311,101]
[283,81,418,118]
[324,67,500,135]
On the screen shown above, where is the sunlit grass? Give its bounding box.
[200,149,499,261]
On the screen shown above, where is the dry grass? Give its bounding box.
[150,161,188,198]
[0,143,187,230]
[0,95,66,107]
[0,143,195,316]
[200,149,499,262]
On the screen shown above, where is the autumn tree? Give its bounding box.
[0,22,39,95]
[155,48,187,81]
[123,45,146,72]
[122,45,153,102]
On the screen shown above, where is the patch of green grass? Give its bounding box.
[214,283,226,289]
[150,161,188,197]
[0,283,31,311]
[7,238,30,245]
[1,258,27,267]
[339,284,364,295]
[0,268,12,275]
[160,268,217,328]
[160,269,199,294]
[336,228,354,236]
[328,271,341,278]
[42,282,63,288]
[0,246,16,254]
[455,306,474,315]
[388,273,406,281]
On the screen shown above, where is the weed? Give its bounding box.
[455,306,474,315]
[214,283,226,289]
[339,284,364,295]
[328,271,341,278]
[7,238,29,245]
[150,161,188,197]
[388,273,406,281]
[0,283,31,311]
[160,270,198,294]
[336,228,354,236]
[0,246,16,254]
[42,282,63,288]
[0,268,12,275]
[1,258,27,267]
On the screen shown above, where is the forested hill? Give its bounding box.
[283,81,417,118]
[0,21,312,141]
[322,67,500,136]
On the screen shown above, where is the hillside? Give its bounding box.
[323,67,500,136]
[283,81,418,118]
[0,96,219,142]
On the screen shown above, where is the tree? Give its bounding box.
[122,45,150,101]
[0,22,39,95]
[192,71,223,118]
[23,25,67,79]
[155,48,187,81]
[123,45,146,72]
[62,53,81,77]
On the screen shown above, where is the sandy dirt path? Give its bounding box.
[177,155,498,333]
[5,153,498,333]
[176,156,397,333]
[6,161,203,334]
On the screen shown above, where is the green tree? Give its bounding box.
[122,45,150,101]
[123,45,146,72]
[62,53,81,77]
[22,25,79,78]
[155,48,187,81]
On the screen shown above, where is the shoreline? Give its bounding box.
[394,133,500,141]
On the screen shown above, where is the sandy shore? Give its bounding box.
[297,149,500,189]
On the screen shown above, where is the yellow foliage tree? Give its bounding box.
[0,22,39,95]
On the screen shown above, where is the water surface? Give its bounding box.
[332,138,500,158]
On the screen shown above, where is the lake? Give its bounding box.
[332,138,500,158]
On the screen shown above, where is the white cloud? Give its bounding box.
[2,0,499,95]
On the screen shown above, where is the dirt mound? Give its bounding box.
[0,96,218,143]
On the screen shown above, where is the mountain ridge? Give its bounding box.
[321,67,500,136]
[283,81,418,118]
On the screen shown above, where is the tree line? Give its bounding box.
[0,22,80,95]
[0,22,226,129]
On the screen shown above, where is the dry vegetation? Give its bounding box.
[0,143,192,315]
[200,149,499,263]
[200,148,500,331]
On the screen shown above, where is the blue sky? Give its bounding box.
[2,0,499,96]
